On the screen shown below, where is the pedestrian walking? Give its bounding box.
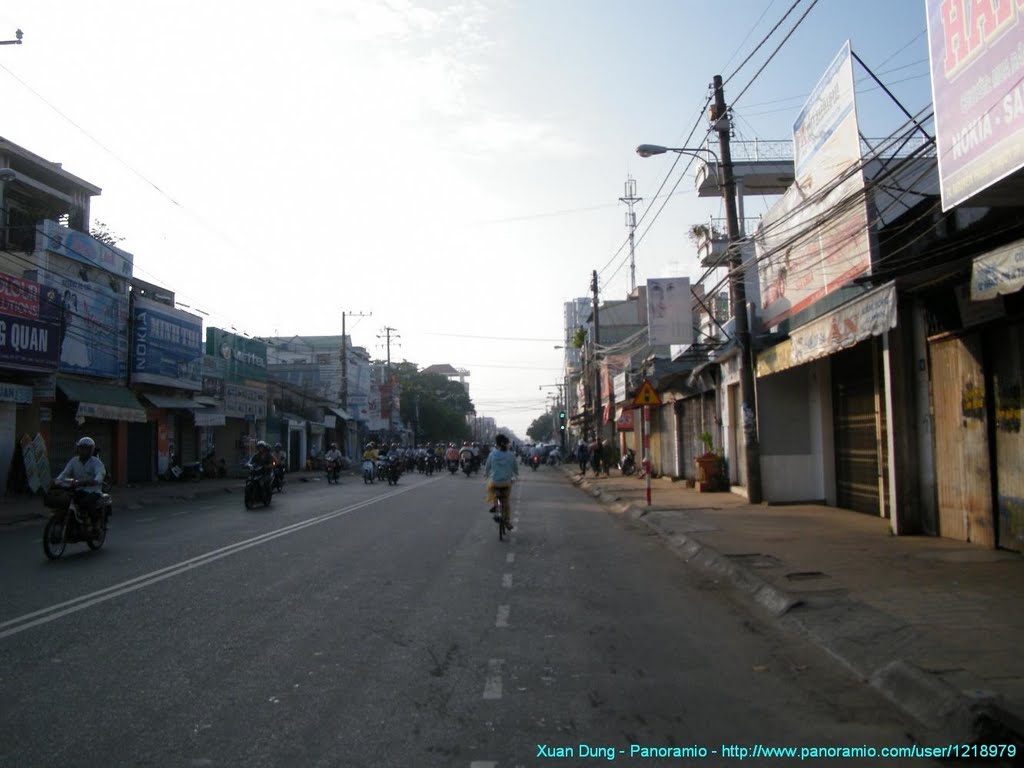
[590,438,602,475]
[575,439,590,475]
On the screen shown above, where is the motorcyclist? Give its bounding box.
[459,441,474,470]
[271,442,287,488]
[484,434,518,530]
[324,442,342,478]
[324,442,343,465]
[249,441,274,477]
[56,436,106,530]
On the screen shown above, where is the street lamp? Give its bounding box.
[636,86,763,503]
[635,144,719,165]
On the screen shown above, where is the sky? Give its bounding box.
[0,0,935,436]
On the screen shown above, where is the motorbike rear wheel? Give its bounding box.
[86,517,107,551]
[244,483,256,510]
[43,515,67,560]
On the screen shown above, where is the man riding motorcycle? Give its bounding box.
[55,436,106,531]
[324,442,343,481]
[271,442,287,491]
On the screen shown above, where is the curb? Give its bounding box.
[568,471,1021,746]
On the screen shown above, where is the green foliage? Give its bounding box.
[526,411,554,442]
[572,326,587,348]
[395,365,474,443]
[90,220,125,247]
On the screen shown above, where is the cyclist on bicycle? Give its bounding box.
[484,433,518,530]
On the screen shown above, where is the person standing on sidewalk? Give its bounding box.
[590,437,603,475]
[575,439,590,475]
[602,439,614,477]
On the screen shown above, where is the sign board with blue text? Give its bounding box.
[0,272,61,372]
[130,296,203,390]
[36,220,134,279]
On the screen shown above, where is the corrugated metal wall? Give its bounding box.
[993,323,1024,552]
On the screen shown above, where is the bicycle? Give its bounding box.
[494,486,511,541]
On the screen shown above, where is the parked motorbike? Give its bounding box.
[326,459,341,485]
[620,448,636,476]
[244,464,273,509]
[362,459,375,484]
[202,450,227,479]
[43,481,113,560]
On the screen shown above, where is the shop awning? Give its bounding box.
[756,282,897,377]
[58,377,147,423]
[328,406,353,421]
[194,395,221,407]
[194,410,226,427]
[143,393,207,410]
[971,238,1024,300]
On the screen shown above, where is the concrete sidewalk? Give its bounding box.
[565,467,1024,746]
[0,469,349,527]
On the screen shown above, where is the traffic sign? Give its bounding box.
[632,379,661,407]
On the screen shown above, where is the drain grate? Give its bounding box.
[726,553,783,569]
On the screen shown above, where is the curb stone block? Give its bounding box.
[870,660,1001,743]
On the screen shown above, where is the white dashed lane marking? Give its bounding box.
[506,552,514,564]
[495,605,510,627]
[501,573,513,588]
[483,659,504,699]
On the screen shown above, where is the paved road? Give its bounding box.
[1,467,940,767]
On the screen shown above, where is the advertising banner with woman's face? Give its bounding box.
[40,275,129,380]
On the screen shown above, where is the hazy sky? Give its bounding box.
[0,1,933,435]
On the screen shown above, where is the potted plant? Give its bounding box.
[695,431,722,491]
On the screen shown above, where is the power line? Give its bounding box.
[723,0,804,86]
[730,0,822,108]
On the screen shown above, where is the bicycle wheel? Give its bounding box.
[496,498,505,541]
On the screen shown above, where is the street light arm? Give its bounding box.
[636,143,720,166]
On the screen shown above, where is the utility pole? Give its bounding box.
[378,326,399,379]
[713,74,762,504]
[591,269,602,442]
[340,310,370,410]
[619,176,642,293]
[377,326,399,434]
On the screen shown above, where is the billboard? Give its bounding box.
[646,277,693,346]
[0,272,61,372]
[927,1,1024,210]
[756,42,872,329]
[131,296,203,390]
[224,383,266,420]
[39,274,129,380]
[36,220,134,279]
[206,328,268,383]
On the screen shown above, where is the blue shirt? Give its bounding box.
[484,448,519,483]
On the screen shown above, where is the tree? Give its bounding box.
[90,220,125,248]
[526,411,555,442]
[394,363,475,443]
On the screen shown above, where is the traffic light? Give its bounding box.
[559,409,566,431]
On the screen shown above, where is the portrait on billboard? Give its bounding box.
[647,277,693,347]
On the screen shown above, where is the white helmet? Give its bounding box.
[76,436,96,449]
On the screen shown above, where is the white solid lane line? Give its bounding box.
[482,659,504,700]
[1,482,427,640]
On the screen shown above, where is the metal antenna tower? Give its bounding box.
[619,176,642,292]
